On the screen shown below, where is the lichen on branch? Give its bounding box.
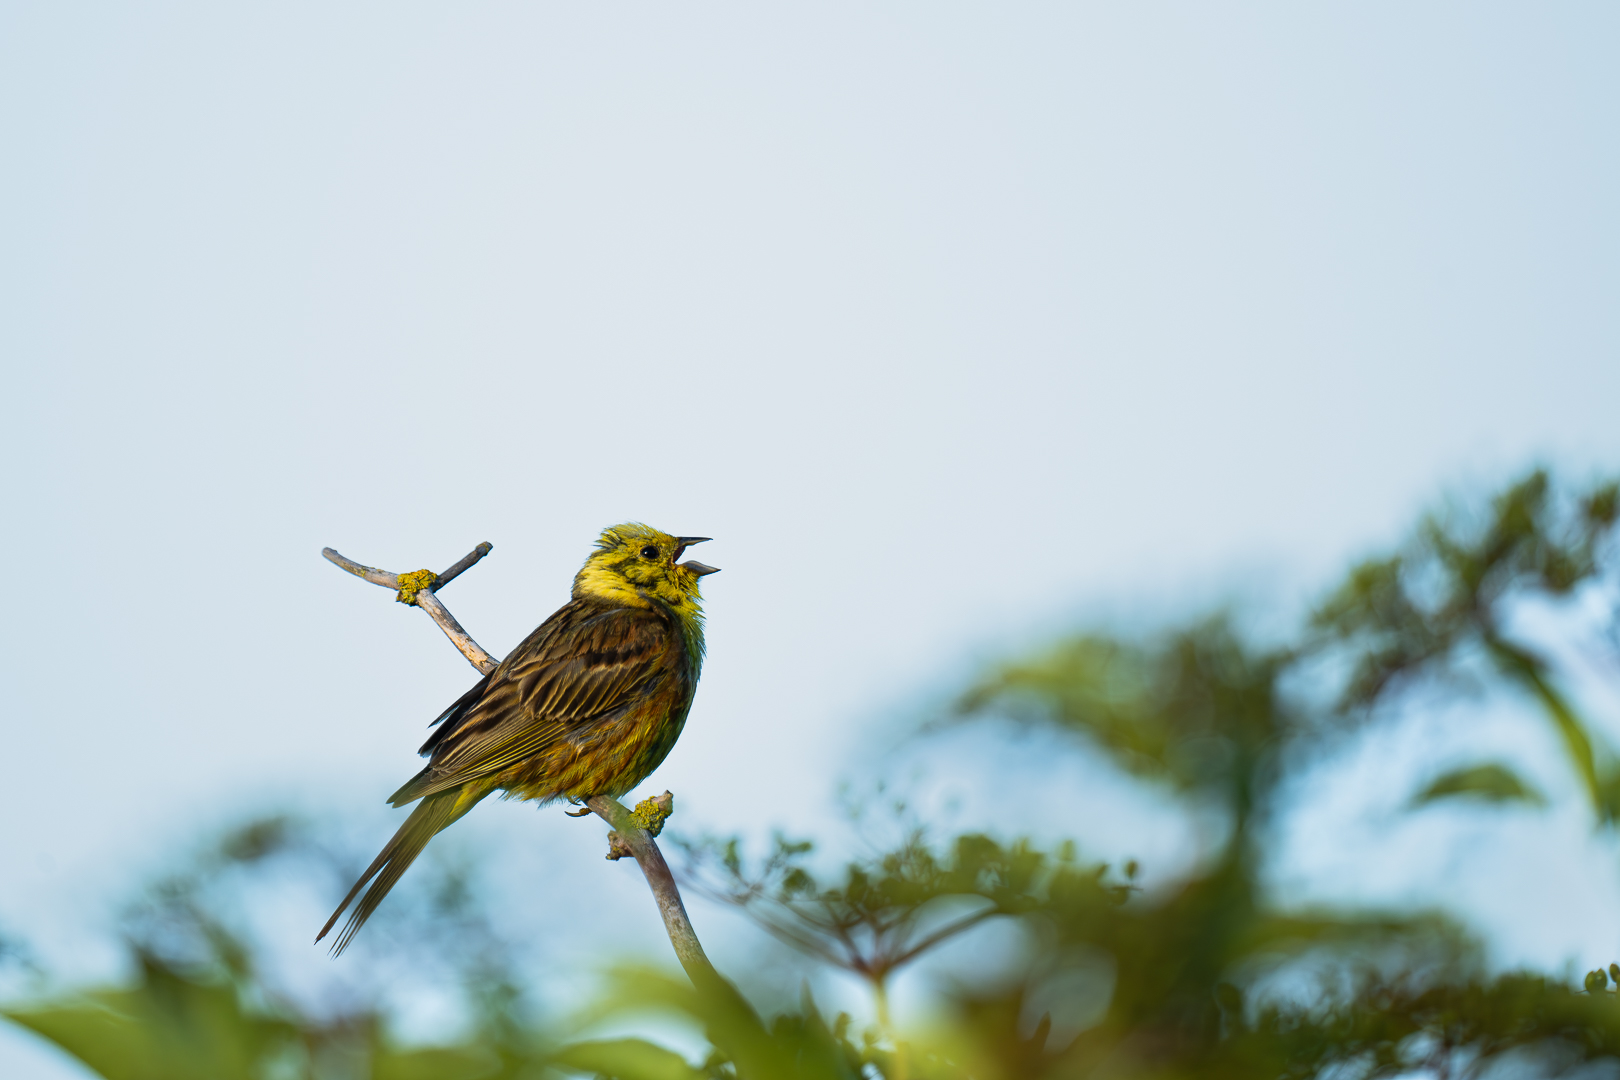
[632,792,675,837]
[394,569,438,606]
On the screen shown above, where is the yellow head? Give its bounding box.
[572,522,719,613]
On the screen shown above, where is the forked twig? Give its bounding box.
[323,544,497,671]
[322,542,719,986]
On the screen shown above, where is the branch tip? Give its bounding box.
[435,542,494,590]
[322,547,398,589]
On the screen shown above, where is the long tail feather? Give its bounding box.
[316,788,481,955]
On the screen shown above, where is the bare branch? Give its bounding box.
[322,548,399,589]
[587,794,720,986]
[679,873,847,966]
[889,904,997,968]
[323,541,491,595]
[414,588,497,674]
[322,543,720,987]
[435,541,494,590]
[746,920,849,968]
[324,544,497,674]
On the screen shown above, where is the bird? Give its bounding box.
[317,523,718,955]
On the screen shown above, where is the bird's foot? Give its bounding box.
[564,804,593,818]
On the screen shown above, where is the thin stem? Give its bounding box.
[871,975,892,1030]
[871,976,910,1080]
[829,921,864,970]
[730,912,850,969]
[890,904,997,968]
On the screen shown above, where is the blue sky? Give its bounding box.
[3,4,1618,1076]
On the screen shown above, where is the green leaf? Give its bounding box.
[4,1000,165,1080]
[1,978,291,1080]
[554,1037,705,1080]
[371,1045,504,1080]
[1410,764,1545,808]
[1484,636,1606,819]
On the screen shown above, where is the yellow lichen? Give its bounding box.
[395,569,438,606]
[631,792,675,836]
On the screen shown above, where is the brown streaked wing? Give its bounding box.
[417,670,496,756]
[414,600,584,757]
[392,604,675,802]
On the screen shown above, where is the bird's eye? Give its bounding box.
[640,545,660,560]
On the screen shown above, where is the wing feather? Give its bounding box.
[388,600,674,806]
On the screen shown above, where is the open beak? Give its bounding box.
[680,560,720,577]
[673,536,711,561]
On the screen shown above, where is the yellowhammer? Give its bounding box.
[317,523,718,954]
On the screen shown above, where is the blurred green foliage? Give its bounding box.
[3,814,549,1080]
[6,469,1620,1078]
[1408,763,1546,809]
[1312,469,1620,819]
[4,951,510,1080]
[674,827,1129,1048]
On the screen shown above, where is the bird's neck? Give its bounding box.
[573,564,650,608]
[572,567,707,670]
[675,604,706,676]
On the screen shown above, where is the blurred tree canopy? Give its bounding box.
[6,468,1620,1079]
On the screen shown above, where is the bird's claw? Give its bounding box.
[564,805,593,817]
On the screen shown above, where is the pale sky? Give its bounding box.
[3,5,1618,1077]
